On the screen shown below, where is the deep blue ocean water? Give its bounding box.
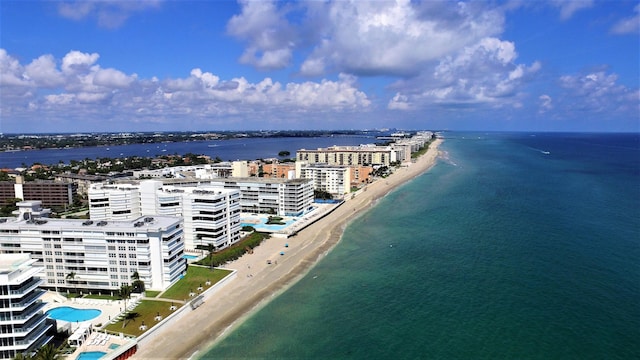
[201,132,640,359]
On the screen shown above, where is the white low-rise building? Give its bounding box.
[0,201,185,293]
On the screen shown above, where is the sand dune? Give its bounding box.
[133,139,442,359]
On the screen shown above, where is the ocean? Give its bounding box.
[201,132,640,359]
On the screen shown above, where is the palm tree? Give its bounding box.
[65,272,76,295]
[131,271,145,294]
[12,351,30,360]
[118,284,132,328]
[33,343,59,360]
[206,243,215,271]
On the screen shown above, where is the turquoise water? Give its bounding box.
[183,254,199,260]
[75,351,106,360]
[241,217,296,231]
[202,133,640,359]
[47,307,101,322]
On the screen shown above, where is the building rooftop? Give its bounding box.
[0,215,180,231]
[0,253,32,273]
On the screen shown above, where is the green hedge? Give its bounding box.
[197,232,269,267]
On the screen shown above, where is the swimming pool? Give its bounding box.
[183,254,198,260]
[47,306,101,322]
[241,217,296,231]
[76,351,106,360]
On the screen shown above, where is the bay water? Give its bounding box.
[202,132,639,359]
[0,135,374,169]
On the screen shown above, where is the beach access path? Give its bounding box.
[133,139,443,359]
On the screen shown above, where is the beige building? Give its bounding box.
[296,145,399,166]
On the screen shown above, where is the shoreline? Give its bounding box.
[132,138,443,359]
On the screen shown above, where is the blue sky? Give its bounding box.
[1,0,638,133]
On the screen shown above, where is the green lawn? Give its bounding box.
[145,290,161,298]
[104,300,183,337]
[84,294,120,300]
[159,265,232,301]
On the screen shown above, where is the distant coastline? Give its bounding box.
[0,130,386,153]
[132,138,443,359]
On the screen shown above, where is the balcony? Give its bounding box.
[1,278,43,299]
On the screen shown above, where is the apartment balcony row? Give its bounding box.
[0,278,43,299]
[0,314,48,338]
[0,304,46,324]
[1,322,52,351]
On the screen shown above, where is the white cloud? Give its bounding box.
[57,0,162,29]
[388,93,412,110]
[0,49,372,130]
[388,37,541,110]
[0,49,28,87]
[228,1,504,77]
[227,0,296,70]
[539,94,553,113]
[61,51,100,74]
[93,68,136,88]
[550,0,594,20]
[24,55,65,88]
[556,71,639,115]
[610,4,640,34]
[300,0,504,77]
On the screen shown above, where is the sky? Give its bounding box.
[0,0,638,133]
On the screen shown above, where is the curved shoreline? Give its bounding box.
[132,139,443,359]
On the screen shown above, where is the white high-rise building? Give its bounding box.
[0,254,52,359]
[0,201,185,293]
[89,181,241,251]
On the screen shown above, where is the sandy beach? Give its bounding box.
[133,138,443,359]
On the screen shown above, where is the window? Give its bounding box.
[128,254,136,258]
[108,246,116,251]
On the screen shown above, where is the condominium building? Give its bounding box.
[296,144,400,166]
[295,163,351,197]
[206,177,314,216]
[132,161,248,180]
[89,181,241,251]
[0,254,52,359]
[0,201,185,293]
[0,176,76,209]
[262,162,295,179]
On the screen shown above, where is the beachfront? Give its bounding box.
[131,138,442,359]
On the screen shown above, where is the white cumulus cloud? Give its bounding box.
[0,48,372,131]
